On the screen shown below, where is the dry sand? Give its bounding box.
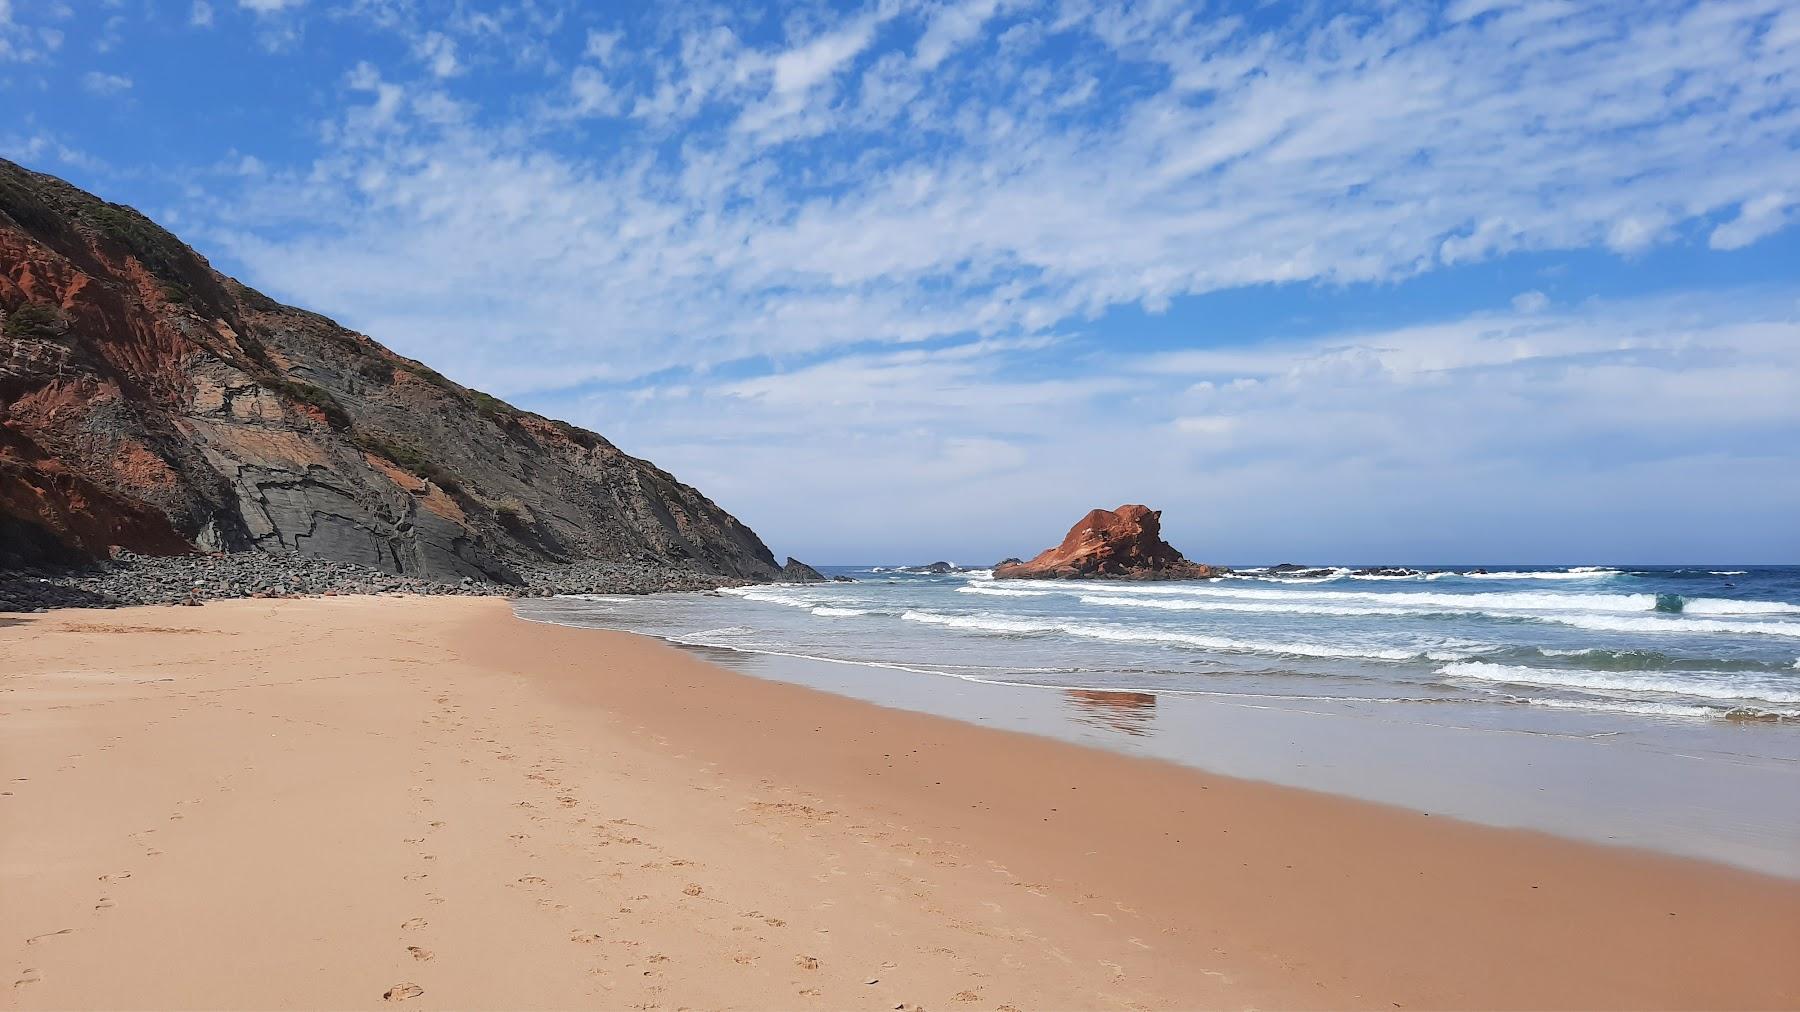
[2,596,1796,1010]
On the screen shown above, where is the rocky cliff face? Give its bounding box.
[994,505,1222,581]
[0,159,779,582]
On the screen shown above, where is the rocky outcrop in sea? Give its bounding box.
[0,158,779,585]
[994,505,1223,581]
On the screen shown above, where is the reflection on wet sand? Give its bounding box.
[1066,689,1157,737]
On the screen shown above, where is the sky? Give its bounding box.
[4,0,1799,565]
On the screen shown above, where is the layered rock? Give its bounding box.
[0,159,780,582]
[994,505,1222,581]
[778,557,828,583]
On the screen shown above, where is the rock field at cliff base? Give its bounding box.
[0,551,750,613]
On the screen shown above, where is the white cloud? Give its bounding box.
[1511,290,1549,313]
[190,1,213,28]
[1709,193,1793,250]
[80,70,132,95]
[239,0,301,12]
[584,28,620,64]
[566,65,617,117]
[414,30,458,78]
[914,0,1004,69]
[770,17,881,96]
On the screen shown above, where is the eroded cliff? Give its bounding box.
[0,159,778,582]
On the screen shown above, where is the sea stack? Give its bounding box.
[994,505,1222,581]
[778,557,828,583]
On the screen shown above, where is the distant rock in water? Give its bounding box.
[994,505,1223,581]
[888,561,957,574]
[1267,563,1337,578]
[779,557,828,583]
[0,158,780,583]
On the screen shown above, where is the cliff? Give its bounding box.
[994,505,1222,581]
[0,159,779,582]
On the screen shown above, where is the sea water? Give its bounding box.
[519,565,1800,875]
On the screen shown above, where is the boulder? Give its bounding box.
[994,505,1222,581]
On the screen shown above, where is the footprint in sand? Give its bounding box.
[25,929,74,946]
[98,872,131,883]
[13,968,41,989]
[383,982,424,1002]
[400,917,428,931]
[796,955,820,970]
[682,884,703,897]
[94,898,115,911]
[571,932,602,944]
[406,946,433,962]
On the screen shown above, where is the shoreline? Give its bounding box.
[520,593,1800,879]
[4,596,1798,1009]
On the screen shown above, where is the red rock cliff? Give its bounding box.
[993,505,1221,581]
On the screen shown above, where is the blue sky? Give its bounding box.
[5,0,1799,564]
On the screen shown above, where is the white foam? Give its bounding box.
[1678,599,1800,616]
[1032,582,1657,611]
[1523,698,1744,719]
[958,584,1055,597]
[1463,568,1618,580]
[810,606,872,617]
[1078,594,1409,618]
[1061,584,1800,634]
[1438,661,1800,703]
[899,610,1426,660]
[1551,613,1800,638]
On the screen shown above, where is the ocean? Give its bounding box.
[535,564,1800,720]
[519,564,1800,875]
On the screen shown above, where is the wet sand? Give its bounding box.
[2,596,1797,1009]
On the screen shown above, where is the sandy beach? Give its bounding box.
[3,597,1797,1011]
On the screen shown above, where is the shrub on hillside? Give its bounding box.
[3,302,64,340]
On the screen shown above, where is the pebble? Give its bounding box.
[0,551,752,613]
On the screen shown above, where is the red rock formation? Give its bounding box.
[993,505,1221,581]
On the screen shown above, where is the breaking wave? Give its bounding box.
[1438,661,1800,704]
[899,609,1435,661]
